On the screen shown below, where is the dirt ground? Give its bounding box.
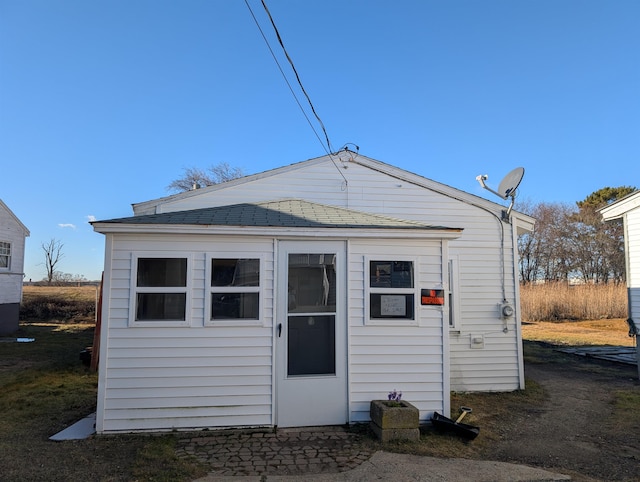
[480,345,640,481]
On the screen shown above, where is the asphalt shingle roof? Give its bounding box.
[96,199,456,231]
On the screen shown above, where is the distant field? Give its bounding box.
[21,285,98,323]
[521,318,634,346]
[23,285,99,302]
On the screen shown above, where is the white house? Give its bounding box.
[0,199,30,335]
[600,190,640,379]
[91,152,534,434]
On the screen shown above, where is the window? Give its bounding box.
[0,241,10,269]
[208,258,261,324]
[133,257,188,324]
[368,260,416,323]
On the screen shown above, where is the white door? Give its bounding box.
[276,240,348,427]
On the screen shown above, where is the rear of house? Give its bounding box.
[92,153,533,434]
[0,199,29,336]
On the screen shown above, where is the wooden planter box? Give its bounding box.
[370,400,420,442]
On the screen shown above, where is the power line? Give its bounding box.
[244,0,334,155]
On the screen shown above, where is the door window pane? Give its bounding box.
[288,254,336,313]
[287,315,335,376]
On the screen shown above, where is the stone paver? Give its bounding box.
[176,426,375,478]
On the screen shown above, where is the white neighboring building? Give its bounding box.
[0,199,29,335]
[92,153,534,434]
[600,190,640,378]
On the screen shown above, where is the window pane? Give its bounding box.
[370,261,413,288]
[287,315,335,376]
[137,258,187,287]
[370,294,414,319]
[211,292,259,319]
[136,293,186,320]
[212,258,259,287]
[288,254,336,313]
[0,256,7,268]
[0,242,10,255]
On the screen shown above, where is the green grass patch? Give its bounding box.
[132,435,208,481]
[0,323,207,481]
[609,389,640,432]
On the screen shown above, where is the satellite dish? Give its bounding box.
[497,167,525,200]
[476,167,525,221]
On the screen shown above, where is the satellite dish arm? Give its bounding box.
[476,175,507,200]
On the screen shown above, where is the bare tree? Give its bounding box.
[167,162,245,193]
[42,238,64,285]
[517,186,635,285]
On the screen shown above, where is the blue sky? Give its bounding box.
[1,0,639,281]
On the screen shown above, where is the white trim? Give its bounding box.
[92,222,462,240]
[275,240,348,427]
[600,191,640,220]
[204,254,265,327]
[364,256,419,326]
[447,255,461,332]
[95,234,113,433]
[512,223,525,389]
[0,199,30,236]
[128,252,193,327]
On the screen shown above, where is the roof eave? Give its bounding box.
[91,222,463,240]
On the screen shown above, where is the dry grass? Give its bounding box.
[21,285,98,323]
[522,318,635,346]
[23,285,99,300]
[520,282,627,321]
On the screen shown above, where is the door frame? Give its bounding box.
[274,239,348,427]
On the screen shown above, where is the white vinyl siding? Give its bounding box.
[152,159,521,392]
[98,234,274,433]
[348,239,447,424]
[625,209,640,322]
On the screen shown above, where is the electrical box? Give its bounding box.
[470,334,484,349]
[421,289,444,305]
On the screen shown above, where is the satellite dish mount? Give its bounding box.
[476,167,525,222]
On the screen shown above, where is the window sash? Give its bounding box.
[207,256,262,325]
[0,242,10,269]
[366,257,417,324]
[131,255,190,325]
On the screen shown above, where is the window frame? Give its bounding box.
[448,255,461,331]
[129,253,192,327]
[205,254,264,326]
[0,241,11,270]
[365,256,419,326]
